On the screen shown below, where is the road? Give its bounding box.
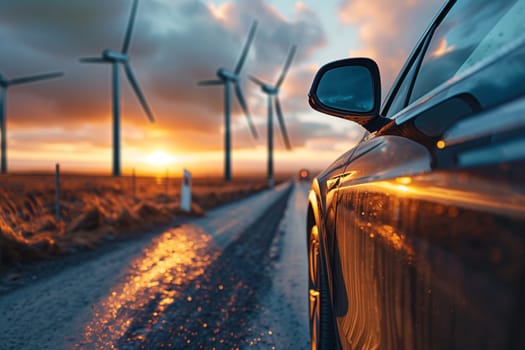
[0,181,310,349]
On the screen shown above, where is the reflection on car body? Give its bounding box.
[306,0,525,349]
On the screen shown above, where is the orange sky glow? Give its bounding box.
[0,0,442,177]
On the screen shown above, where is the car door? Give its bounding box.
[332,1,525,349]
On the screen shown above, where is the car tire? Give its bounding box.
[309,224,335,350]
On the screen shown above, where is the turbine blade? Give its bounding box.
[234,21,257,74]
[124,63,155,123]
[79,57,108,63]
[8,72,64,85]
[276,45,297,88]
[198,79,224,86]
[275,96,291,150]
[122,0,139,54]
[234,83,258,139]
[249,75,266,88]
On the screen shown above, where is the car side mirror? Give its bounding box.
[308,58,381,127]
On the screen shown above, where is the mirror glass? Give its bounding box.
[316,66,374,113]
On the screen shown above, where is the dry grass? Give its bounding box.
[0,174,269,270]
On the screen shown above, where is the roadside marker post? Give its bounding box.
[180,169,192,213]
[55,163,61,221]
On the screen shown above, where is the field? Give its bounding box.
[0,174,272,271]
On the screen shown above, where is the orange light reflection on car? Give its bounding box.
[395,176,412,185]
[375,224,415,257]
[358,177,525,218]
[436,140,446,149]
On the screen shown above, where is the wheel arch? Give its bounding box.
[307,180,338,349]
[307,179,323,235]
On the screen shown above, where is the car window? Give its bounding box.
[409,0,524,104]
[385,54,420,117]
[384,33,431,117]
[382,3,449,117]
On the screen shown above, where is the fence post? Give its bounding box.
[165,169,169,195]
[55,163,61,221]
[132,167,136,201]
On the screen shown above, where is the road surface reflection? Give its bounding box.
[78,225,218,349]
[76,185,292,349]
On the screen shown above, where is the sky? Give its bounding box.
[0,0,443,177]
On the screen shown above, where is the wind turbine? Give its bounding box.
[79,0,155,177]
[0,70,63,174]
[198,21,259,181]
[250,45,296,187]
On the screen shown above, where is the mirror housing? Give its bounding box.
[308,58,382,130]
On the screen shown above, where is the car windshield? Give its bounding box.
[409,0,525,103]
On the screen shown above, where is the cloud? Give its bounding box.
[339,0,443,93]
[0,0,327,158]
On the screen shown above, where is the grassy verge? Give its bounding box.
[0,174,271,271]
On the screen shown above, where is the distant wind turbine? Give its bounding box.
[0,70,63,174]
[250,45,296,186]
[79,0,155,177]
[198,21,259,181]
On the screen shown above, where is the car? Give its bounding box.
[306,1,525,349]
[299,168,311,181]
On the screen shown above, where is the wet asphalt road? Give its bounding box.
[0,181,310,349]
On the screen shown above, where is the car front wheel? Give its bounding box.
[308,224,335,350]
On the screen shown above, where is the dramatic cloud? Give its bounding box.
[1,0,447,174]
[339,0,443,92]
[0,0,327,161]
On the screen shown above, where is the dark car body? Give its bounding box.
[307,1,525,349]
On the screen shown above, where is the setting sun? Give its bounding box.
[144,151,177,167]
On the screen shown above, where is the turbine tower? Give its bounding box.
[80,0,155,177]
[250,45,296,187]
[0,70,63,174]
[198,21,259,181]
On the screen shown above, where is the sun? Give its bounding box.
[144,151,177,167]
